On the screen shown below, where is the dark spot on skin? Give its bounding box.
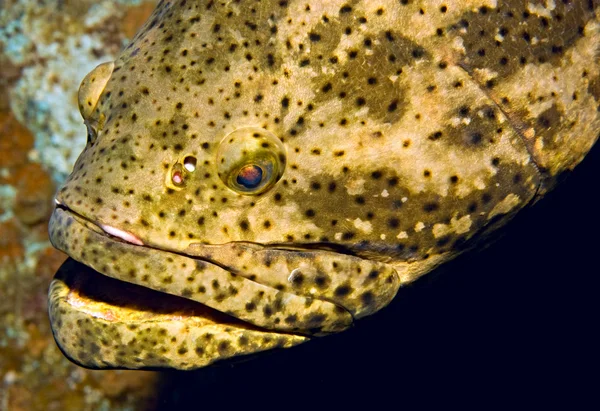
[361,291,374,306]
[290,270,304,286]
[342,232,355,240]
[334,285,352,297]
[388,218,400,228]
[315,274,329,288]
[423,202,439,212]
[368,270,379,280]
[307,313,326,327]
[218,341,231,353]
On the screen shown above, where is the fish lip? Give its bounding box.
[54,203,144,246]
[53,197,367,261]
[49,257,310,370]
[53,202,361,266]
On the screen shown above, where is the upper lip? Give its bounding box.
[55,201,144,246]
[54,195,364,258]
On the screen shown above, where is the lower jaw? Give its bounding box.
[49,258,309,370]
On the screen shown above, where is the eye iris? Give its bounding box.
[236,165,263,188]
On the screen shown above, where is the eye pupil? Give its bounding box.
[236,165,263,188]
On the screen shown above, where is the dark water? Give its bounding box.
[149,142,600,408]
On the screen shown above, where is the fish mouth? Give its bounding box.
[49,204,402,370]
[48,205,325,369]
[49,205,355,330]
[50,258,308,370]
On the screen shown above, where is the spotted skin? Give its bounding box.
[50,259,306,370]
[49,1,600,370]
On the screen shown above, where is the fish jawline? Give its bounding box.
[49,258,308,370]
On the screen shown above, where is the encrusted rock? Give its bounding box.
[13,163,55,225]
[0,219,24,264]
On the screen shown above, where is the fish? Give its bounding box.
[48,0,600,370]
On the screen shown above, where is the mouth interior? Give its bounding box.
[61,258,264,330]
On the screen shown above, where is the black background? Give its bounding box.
[153,142,598,409]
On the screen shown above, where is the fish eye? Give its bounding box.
[236,164,263,189]
[216,127,286,195]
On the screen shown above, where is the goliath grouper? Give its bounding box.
[48,0,600,369]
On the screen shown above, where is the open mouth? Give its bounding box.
[50,257,309,370]
[49,203,400,369]
[49,200,400,369]
[48,204,328,369]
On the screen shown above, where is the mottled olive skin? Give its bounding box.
[49,0,600,370]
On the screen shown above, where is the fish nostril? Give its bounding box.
[170,163,186,187]
[172,170,184,185]
[183,155,197,172]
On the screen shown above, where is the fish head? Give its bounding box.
[53,0,600,370]
[57,1,539,273]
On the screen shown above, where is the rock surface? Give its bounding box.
[0,1,160,409]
